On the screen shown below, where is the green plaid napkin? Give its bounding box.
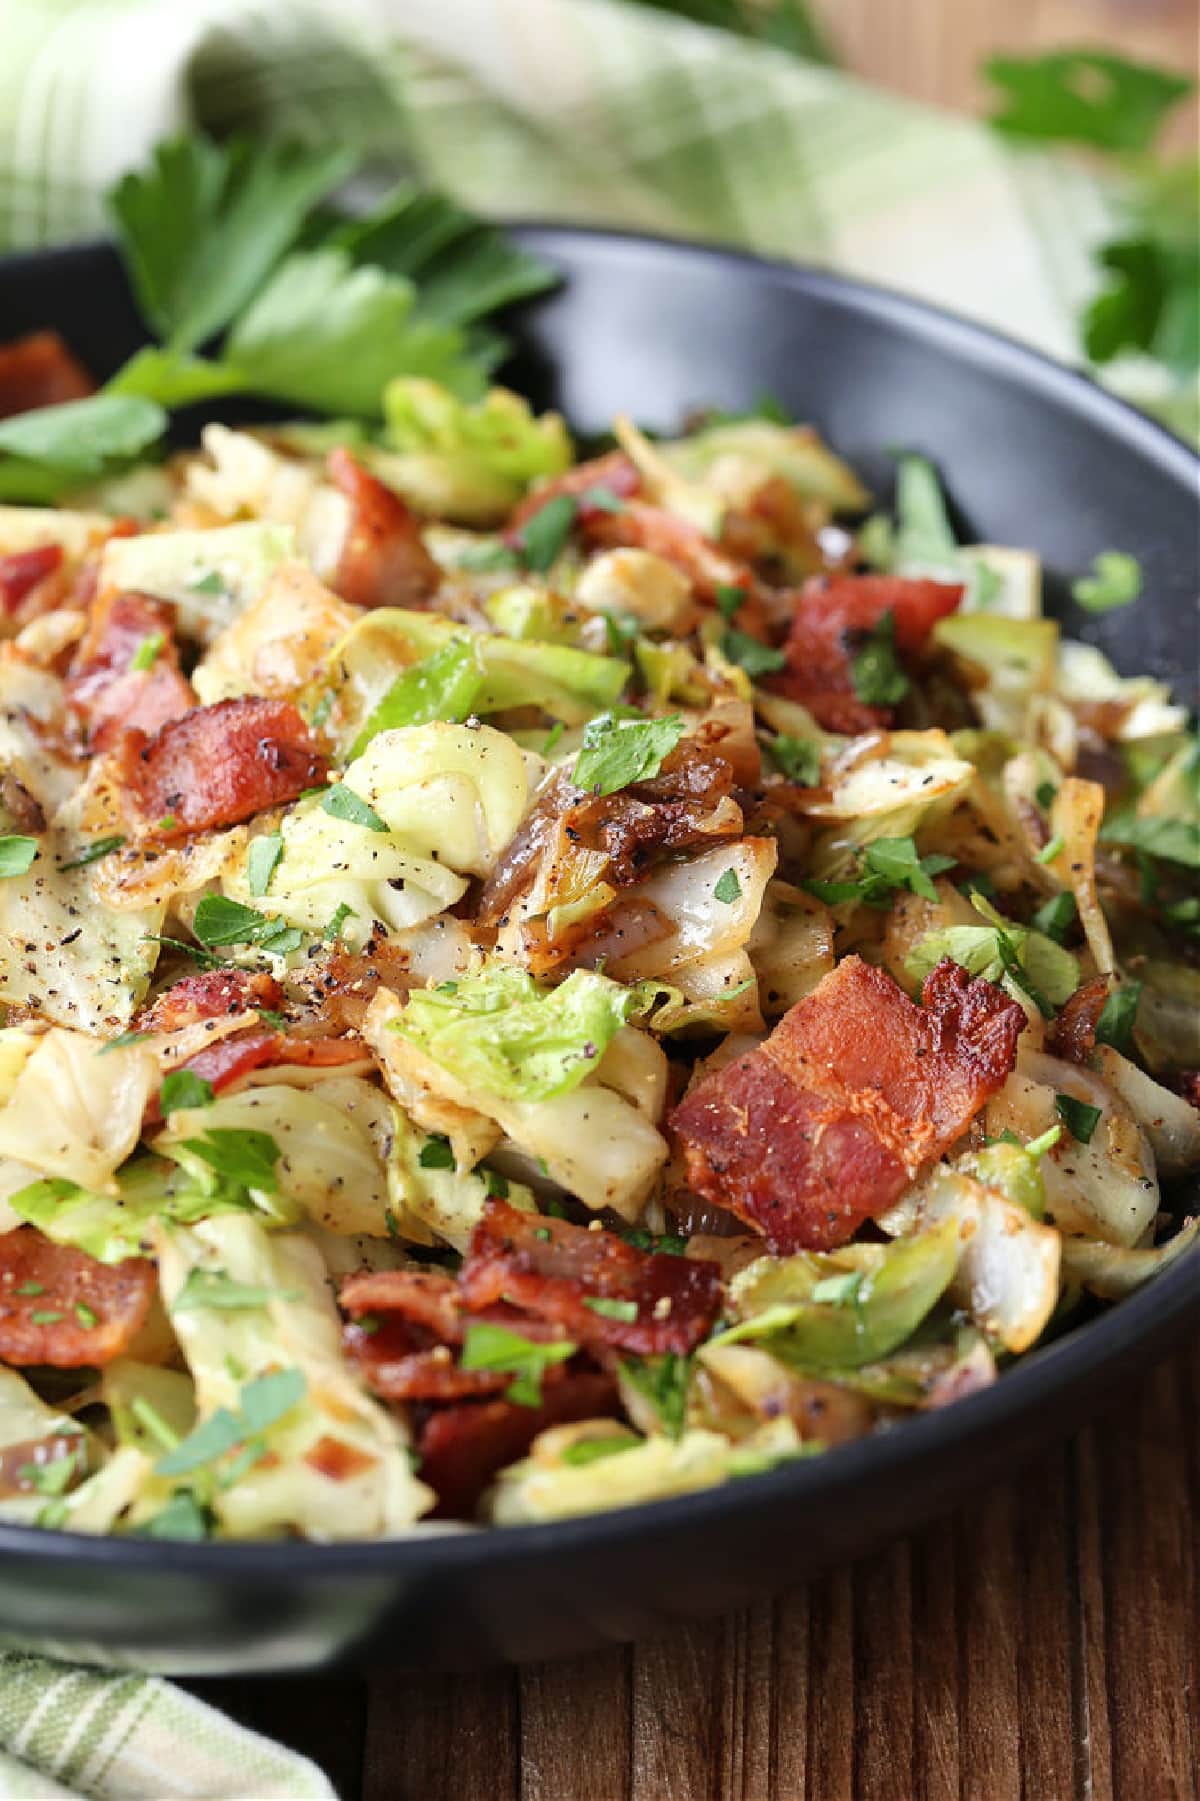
[0,1,1175,1795]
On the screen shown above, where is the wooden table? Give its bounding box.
[193,1329,1199,1799]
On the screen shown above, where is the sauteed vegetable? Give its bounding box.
[0,333,1194,1540]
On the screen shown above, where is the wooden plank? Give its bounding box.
[363,1666,518,1801]
[519,1647,631,1801]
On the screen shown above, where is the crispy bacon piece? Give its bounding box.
[460,1200,724,1356]
[769,574,963,733]
[1048,975,1111,1065]
[416,1369,621,1518]
[144,1028,367,1126]
[341,1269,508,1403]
[0,1228,154,1367]
[507,451,641,529]
[0,545,63,617]
[118,696,327,837]
[136,967,283,1033]
[67,589,195,752]
[671,955,1025,1251]
[327,448,440,610]
[0,331,93,419]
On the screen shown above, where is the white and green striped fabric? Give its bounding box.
[0,3,1174,1795]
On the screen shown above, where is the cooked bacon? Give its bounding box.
[327,448,440,610]
[671,955,1025,1251]
[1048,975,1111,1065]
[118,697,327,837]
[67,589,195,752]
[144,1028,367,1126]
[0,545,63,616]
[136,967,284,1033]
[460,1200,724,1356]
[416,1369,621,1518]
[507,452,641,529]
[341,1269,508,1403]
[0,1227,155,1367]
[769,574,963,733]
[0,331,94,419]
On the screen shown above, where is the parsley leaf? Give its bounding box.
[58,835,125,871]
[985,50,1192,154]
[131,1491,212,1541]
[319,784,389,833]
[720,628,787,678]
[460,1321,577,1408]
[1072,550,1142,613]
[715,583,745,620]
[767,735,822,786]
[805,836,953,908]
[515,494,577,573]
[129,632,163,672]
[155,1368,306,1479]
[223,247,475,417]
[619,1353,690,1439]
[323,902,357,944]
[418,1136,455,1170]
[850,610,909,707]
[0,394,167,500]
[714,867,742,905]
[178,1128,281,1193]
[0,836,39,878]
[584,1296,639,1323]
[1100,813,1200,870]
[1055,1093,1104,1145]
[158,1070,215,1117]
[108,133,356,352]
[1094,981,1142,1057]
[1031,891,1077,945]
[246,832,284,898]
[192,894,303,953]
[572,711,686,796]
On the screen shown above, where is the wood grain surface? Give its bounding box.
[193,1329,1199,1800]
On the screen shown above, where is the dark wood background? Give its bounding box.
[192,1329,1199,1800]
[193,3,1199,1793]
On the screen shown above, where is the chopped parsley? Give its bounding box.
[620,1353,690,1439]
[849,610,909,707]
[0,836,38,878]
[158,1070,215,1116]
[767,735,821,786]
[572,711,686,797]
[714,867,742,905]
[58,835,126,871]
[459,1321,576,1408]
[583,1296,639,1323]
[418,1136,455,1170]
[1094,981,1142,1057]
[130,631,164,671]
[560,1435,638,1468]
[1055,1093,1104,1145]
[514,493,576,572]
[720,627,786,678]
[319,784,389,833]
[1072,550,1142,613]
[246,832,284,897]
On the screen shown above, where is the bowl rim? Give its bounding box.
[0,223,1195,1577]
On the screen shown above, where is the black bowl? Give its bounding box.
[0,230,1196,1676]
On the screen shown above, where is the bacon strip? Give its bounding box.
[144,1028,367,1126]
[0,1228,155,1367]
[327,448,440,610]
[67,589,195,752]
[0,331,94,419]
[117,696,327,837]
[460,1199,724,1356]
[416,1369,620,1518]
[1047,975,1110,1065]
[671,955,1025,1251]
[770,574,963,733]
[137,968,284,1034]
[0,545,63,616]
[342,1269,509,1403]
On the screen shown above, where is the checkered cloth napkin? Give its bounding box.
[0,1,1163,1795]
